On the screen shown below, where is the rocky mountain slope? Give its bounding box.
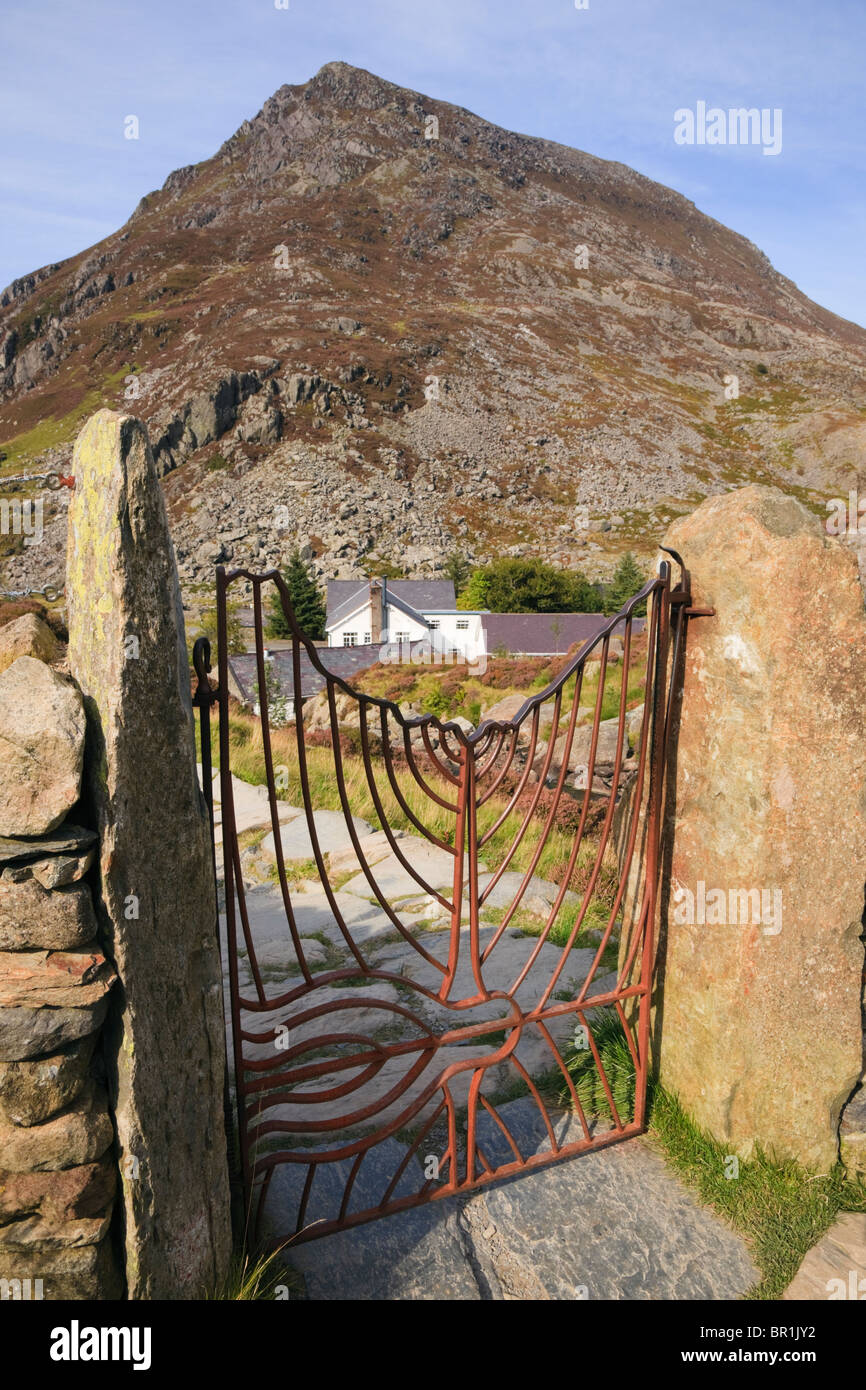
[2,60,865,603]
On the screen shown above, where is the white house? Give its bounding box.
[324,578,620,676]
[325,578,486,666]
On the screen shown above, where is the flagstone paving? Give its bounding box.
[198,765,303,845]
[224,883,618,1129]
[208,778,758,1301]
[782,1212,866,1300]
[261,809,374,863]
[271,1098,760,1301]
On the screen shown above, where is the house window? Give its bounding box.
[429,619,440,629]
[363,632,371,645]
[343,632,358,647]
[456,619,469,630]
[395,631,410,643]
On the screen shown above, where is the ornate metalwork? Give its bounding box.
[204,560,693,1245]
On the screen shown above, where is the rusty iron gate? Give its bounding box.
[194,551,701,1246]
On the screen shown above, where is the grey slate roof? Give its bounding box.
[227,645,381,705]
[326,578,456,627]
[482,612,611,656]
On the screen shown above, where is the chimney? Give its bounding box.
[370,578,384,644]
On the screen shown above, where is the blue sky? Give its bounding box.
[1,0,864,326]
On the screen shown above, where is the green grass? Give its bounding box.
[553,1014,866,1299]
[0,365,134,468]
[480,898,619,968]
[649,1089,866,1300]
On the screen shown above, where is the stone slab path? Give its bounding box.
[782,1212,866,1300]
[223,881,617,1129]
[275,1099,759,1301]
[209,773,758,1301]
[197,765,302,846]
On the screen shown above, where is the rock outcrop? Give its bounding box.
[0,613,61,675]
[4,62,866,600]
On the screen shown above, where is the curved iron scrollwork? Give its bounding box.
[203,560,690,1245]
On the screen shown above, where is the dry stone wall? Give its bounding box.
[0,623,120,1299]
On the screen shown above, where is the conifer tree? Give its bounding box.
[266,549,327,639]
[603,552,646,616]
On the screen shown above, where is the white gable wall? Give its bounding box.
[327,601,485,663]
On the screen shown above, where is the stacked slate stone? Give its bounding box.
[0,629,119,1300]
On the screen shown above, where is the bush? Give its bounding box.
[458,558,598,613]
[192,598,246,657]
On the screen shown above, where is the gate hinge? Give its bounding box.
[661,547,715,618]
[192,636,220,705]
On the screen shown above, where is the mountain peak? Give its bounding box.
[2,63,866,604]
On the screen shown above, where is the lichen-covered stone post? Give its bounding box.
[66,409,231,1297]
[656,485,865,1171]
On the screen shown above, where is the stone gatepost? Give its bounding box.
[656,485,866,1172]
[66,409,231,1297]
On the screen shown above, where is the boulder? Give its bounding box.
[480,694,526,724]
[448,715,475,735]
[66,409,231,1298]
[656,486,866,1171]
[533,715,627,782]
[0,658,86,837]
[0,613,62,675]
[0,1037,95,1125]
[302,687,361,731]
[0,880,99,951]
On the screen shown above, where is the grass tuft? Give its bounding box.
[205,1244,303,1300]
[561,1010,637,1121]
